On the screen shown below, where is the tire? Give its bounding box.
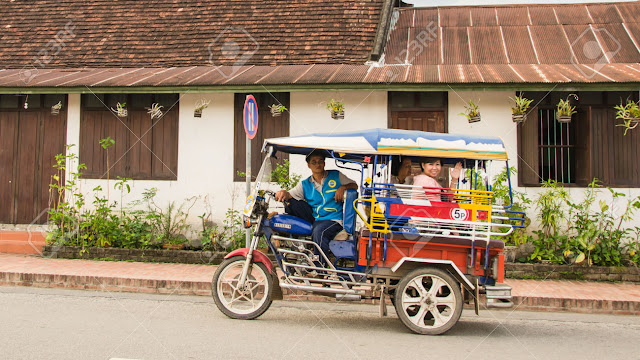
[212,256,273,320]
[394,267,463,335]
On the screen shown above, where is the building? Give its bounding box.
[0,0,638,227]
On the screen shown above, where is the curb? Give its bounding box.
[1,270,639,315]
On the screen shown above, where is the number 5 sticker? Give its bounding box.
[450,208,468,221]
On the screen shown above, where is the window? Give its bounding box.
[518,91,640,187]
[234,93,289,181]
[388,92,448,132]
[80,94,179,180]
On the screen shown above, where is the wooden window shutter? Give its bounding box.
[518,107,540,186]
[574,106,592,186]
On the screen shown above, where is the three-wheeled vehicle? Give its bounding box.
[212,128,524,335]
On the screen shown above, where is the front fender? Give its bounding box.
[225,249,274,274]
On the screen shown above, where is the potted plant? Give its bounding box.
[147,103,164,120]
[459,99,481,123]
[614,99,640,135]
[269,104,287,117]
[510,94,533,123]
[51,101,62,115]
[326,99,345,120]
[112,102,127,118]
[194,99,210,118]
[555,94,578,123]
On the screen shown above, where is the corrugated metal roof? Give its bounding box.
[384,2,640,70]
[3,63,640,88]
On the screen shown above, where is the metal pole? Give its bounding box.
[245,133,251,248]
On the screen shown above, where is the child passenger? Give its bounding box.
[412,157,462,201]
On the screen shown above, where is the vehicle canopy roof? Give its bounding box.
[263,128,508,161]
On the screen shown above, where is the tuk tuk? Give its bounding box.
[212,128,524,335]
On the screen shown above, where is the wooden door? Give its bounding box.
[0,98,66,224]
[390,111,446,133]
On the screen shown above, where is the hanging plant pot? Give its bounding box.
[117,109,128,118]
[51,101,62,115]
[512,114,526,123]
[270,108,282,117]
[468,115,481,123]
[331,110,344,120]
[194,109,203,118]
[556,112,572,123]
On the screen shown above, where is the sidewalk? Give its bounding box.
[1,253,639,315]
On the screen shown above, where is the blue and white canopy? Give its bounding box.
[264,128,508,160]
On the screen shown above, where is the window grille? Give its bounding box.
[538,109,575,183]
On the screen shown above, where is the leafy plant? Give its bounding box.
[510,94,533,115]
[270,159,301,191]
[614,99,640,135]
[140,188,197,245]
[269,104,287,116]
[556,94,578,117]
[491,167,532,246]
[112,102,127,117]
[326,99,345,113]
[99,137,115,198]
[194,99,211,112]
[147,103,164,119]
[458,99,480,121]
[526,179,640,267]
[114,176,132,215]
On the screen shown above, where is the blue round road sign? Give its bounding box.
[243,95,259,139]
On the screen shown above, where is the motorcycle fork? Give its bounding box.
[238,214,264,288]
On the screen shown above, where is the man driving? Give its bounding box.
[275,150,357,262]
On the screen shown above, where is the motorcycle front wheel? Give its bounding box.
[212,255,273,320]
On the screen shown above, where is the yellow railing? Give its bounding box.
[353,195,390,234]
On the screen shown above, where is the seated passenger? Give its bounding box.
[390,155,414,186]
[412,157,462,202]
[274,150,358,261]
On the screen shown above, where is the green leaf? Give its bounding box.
[575,253,586,264]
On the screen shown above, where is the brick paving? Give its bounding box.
[1,253,639,314]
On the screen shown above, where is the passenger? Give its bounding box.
[412,157,462,202]
[390,155,414,186]
[274,150,358,262]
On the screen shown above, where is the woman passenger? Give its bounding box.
[412,157,462,201]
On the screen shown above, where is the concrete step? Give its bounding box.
[0,231,46,255]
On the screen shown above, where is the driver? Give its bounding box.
[275,150,358,262]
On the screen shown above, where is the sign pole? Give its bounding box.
[245,132,251,248]
[243,95,258,249]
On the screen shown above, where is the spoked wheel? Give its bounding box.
[394,268,463,335]
[212,256,273,320]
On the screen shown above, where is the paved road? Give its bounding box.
[1,286,638,360]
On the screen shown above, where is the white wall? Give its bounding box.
[448,90,640,230]
[66,93,240,231]
[288,91,388,181]
[63,89,639,232]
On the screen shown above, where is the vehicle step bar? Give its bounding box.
[485,284,514,308]
[280,282,365,296]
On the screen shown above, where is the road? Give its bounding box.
[0,286,638,360]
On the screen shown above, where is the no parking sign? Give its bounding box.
[243,95,259,139]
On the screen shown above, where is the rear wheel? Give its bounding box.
[212,256,273,320]
[394,267,462,335]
